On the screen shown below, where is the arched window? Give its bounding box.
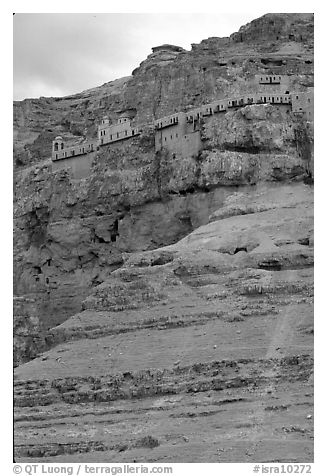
[54,143,59,151]
[61,143,64,149]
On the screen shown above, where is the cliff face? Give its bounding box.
[231,13,313,43]
[14,13,314,365]
[14,102,311,365]
[14,13,314,462]
[14,182,314,462]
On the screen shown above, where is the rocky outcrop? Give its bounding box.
[203,104,295,152]
[13,14,314,461]
[14,92,313,366]
[13,77,131,166]
[13,103,311,363]
[14,296,46,367]
[230,13,314,44]
[14,183,313,462]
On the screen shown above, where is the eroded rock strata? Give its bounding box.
[14,13,313,462]
[14,183,313,462]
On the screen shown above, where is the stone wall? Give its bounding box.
[292,90,314,121]
[52,138,97,161]
[51,151,97,179]
[98,118,140,145]
[155,128,202,158]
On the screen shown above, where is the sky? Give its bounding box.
[13,12,261,101]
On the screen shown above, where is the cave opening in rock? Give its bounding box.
[298,237,310,246]
[99,236,107,243]
[258,261,282,271]
[234,246,248,254]
[111,219,120,242]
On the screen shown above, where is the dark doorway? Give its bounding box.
[111,219,120,242]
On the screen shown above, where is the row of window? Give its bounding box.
[186,95,291,120]
[260,96,290,102]
[158,91,307,126]
[54,144,94,160]
[160,133,194,143]
[99,129,138,145]
[293,109,312,117]
[163,133,179,141]
[160,133,196,144]
[259,76,282,82]
[100,129,137,139]
[156,116,179,128]
[101,118,129,126]
[53,142,64,151]
[295,95,311,103]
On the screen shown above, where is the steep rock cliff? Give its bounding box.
[14,182,313,462]
[13,13,314,366]
[14,103,311,366]
[14,14,314,462]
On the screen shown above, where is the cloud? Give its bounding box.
[13,13,258,100]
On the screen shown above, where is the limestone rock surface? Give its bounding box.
[13,13,314,462]
[14,183,313,462]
